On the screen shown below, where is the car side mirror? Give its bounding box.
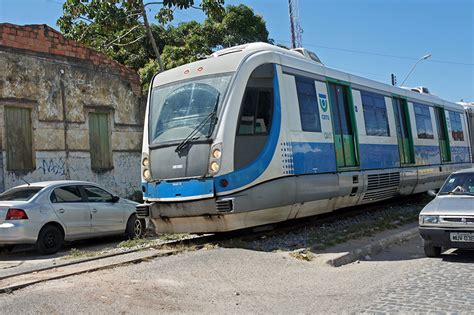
[111,196,120,203]
[427,190,437,198]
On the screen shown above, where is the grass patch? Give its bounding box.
[289,249,314,261]
[117,238,150,248]
[161,242,198,253]
[308,199,423,250]
[62,248,100,260]
[157,233,191,241]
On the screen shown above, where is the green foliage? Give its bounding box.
[117,238,150,248]
[139,58,161,92]
[58,1,270,94]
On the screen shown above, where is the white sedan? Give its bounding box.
[0,180,145,255]
[419,168,474,257]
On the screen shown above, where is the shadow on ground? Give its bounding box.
[0,235,128,262]
[215,194,432,261]
[441,249,474,263]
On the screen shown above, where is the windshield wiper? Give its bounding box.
[175,94,220,155]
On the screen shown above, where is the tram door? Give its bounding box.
[434,107,451,162]
[392,97,414,164]
[328,83,357,168]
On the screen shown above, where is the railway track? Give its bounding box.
[0,194,428,294]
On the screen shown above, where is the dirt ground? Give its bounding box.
[1,235,473,314]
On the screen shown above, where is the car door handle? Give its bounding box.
[58,208,65,213]
[92,208,98,213]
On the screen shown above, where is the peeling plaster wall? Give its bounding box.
[3,152,141,197]
[0,41,143,198]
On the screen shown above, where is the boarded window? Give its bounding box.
[5,107,34,171]
[89,112,113,171]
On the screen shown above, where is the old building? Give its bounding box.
[0,23,143,198]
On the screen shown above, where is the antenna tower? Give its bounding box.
[288,0,303,48]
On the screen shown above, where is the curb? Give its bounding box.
[326,226,419,267]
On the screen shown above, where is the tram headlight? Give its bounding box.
[212,148,222,159]
[143,169,152,181]
[210,161,220,173]
[142,157,150,167]
[209,143,222,175]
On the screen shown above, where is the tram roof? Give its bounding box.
[152,42,464,112]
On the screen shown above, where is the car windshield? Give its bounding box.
[149,74,232,145]
[0,187,43,201]
[439,172,474,195]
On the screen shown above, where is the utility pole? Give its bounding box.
[140,0,164,72]
[288,0,303,48]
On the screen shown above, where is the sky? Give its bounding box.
[1,0,473,102]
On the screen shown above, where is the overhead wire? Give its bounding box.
[274,38,474,66]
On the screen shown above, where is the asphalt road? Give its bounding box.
[0,236,473,314]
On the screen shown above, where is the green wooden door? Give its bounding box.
[328,83,357,168]
[5,107,34,171]
[434,107,451,162]
[89,112,113,171]
[393,98,414,164]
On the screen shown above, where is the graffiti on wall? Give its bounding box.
[3,152,140,197]
[38,158,66,176]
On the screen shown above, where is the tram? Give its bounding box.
[136,43,472,233]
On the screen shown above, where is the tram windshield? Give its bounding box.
[149,74,232,145]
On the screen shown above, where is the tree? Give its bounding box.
[58,1,270,93]
[58,0,224,69]
[139,5,270,91]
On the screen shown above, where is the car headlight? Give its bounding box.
[420,215,439,224]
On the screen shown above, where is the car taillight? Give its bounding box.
[6,208,28,220]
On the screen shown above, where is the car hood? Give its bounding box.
[120,198,139,206]
[0,201,29,223]
[420,196,474,216]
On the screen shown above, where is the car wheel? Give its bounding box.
[126,214,145,239]
[36,224,64,255]
[423,240,442,257]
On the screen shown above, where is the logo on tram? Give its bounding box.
[319,93,328,112]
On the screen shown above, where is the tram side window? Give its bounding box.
[414,103,434,139]
[361,91,390,136]
[295,77,321,132]
[234,63,275,170]
[237,88,273,135]
[449,111,464,141]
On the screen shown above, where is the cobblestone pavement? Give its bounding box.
[360,238,474,313]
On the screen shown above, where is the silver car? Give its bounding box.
[0,181,145,255]
[419,168,474,257]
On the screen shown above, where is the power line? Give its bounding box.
[274,39,474,66]
[325,65,389,79]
